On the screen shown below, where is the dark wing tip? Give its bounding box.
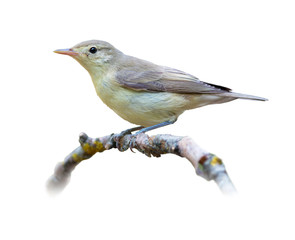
[202,82,232,92]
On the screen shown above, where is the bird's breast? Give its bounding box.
[91,74,189,126]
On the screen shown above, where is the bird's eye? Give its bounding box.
[89,47,97,54]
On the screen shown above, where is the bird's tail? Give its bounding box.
[217,92,268,101]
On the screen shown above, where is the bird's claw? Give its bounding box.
[112,129,133,151]
[129,133,161,157]
[112,130,161,157]
[129,133,140,152]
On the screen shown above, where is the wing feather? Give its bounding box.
[116,58,231,94]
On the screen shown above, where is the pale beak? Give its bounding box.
[54,48,79,56]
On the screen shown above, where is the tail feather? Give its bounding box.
[217,92,268,101]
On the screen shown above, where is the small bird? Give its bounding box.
[54,40,267,134]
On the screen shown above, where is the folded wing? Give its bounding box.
[116,66,231,94]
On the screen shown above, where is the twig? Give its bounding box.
[46,131,237,195]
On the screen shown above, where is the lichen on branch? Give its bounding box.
[47,130,236,195]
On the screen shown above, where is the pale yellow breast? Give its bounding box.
[91,73,189,126]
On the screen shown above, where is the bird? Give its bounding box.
[54,40,267,135]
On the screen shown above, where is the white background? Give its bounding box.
[1,0,294,239]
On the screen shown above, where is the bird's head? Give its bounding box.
[54,40,122,74]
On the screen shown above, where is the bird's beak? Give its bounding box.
[54,48,79,56]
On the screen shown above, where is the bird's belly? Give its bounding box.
[97,84,188,126]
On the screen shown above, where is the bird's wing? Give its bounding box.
[116,66,231,94]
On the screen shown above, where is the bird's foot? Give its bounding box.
[112,126,143,151]
[129,132,140,152]
[129,132,161,157]
[112,127,162,157]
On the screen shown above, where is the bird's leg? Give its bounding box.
[130,120,176,150]
[135,120,176,134]
[119,126,144,135]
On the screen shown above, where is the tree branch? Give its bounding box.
[46,131,237,195]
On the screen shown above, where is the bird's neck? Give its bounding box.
[88,65,114,94]
[87,65,107,79]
